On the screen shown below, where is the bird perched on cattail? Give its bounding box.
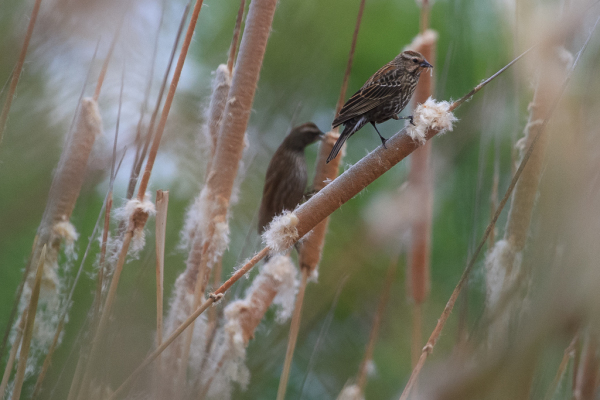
[327,50,433,163]
[258,122,325,234]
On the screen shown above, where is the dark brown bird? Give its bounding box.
[258,122,325,234]
[327,50,433,163]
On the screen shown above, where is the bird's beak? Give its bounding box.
[318,131,326,140]
[420,60,433,69]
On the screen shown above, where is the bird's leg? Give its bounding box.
[370,122,387,149]
[398,115,415,126]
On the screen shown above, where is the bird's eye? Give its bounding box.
[412,58,419,63]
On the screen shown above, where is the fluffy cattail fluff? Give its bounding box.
[204,64,233,173]
[406,97,457,144]
[337,384,365,400]
[198,255,298,398]
[262,212,300,255]
[13,98,102,372]
[485,240,522,311]
[112,192,156,258]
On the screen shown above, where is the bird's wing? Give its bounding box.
[332,63,401,127]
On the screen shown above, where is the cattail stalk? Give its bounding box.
[573,333,598,400]
[155,190,169,392]
[0,310,27,399]
[543,335,578,400]
[406,28,437,366]
[169,0,279,386]
[276,268,309,400]
[110,51,528,397]
[0,0,43,145]
[11,246,46,400]
[9,97,102,384]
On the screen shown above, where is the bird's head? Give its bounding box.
[283,122,325,150]
[396,50,433,74]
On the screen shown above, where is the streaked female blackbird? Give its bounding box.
[258,122,325,234]
[327,50,433,163]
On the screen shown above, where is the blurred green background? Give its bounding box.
[0,0,528,398]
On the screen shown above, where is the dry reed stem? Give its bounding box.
[92,24,121,102]
[0,311,27,399]
[0,0,43,145]
[298,0,366,274]
[126,1,191,200]
[108,246,270,399]
[356,260,395,392]
[227,0,247,74]
[76,230,135,399]
[335,0,366,115]
[137,0,206,200]
[11,246,46,400]
[111,51,529,399]
[94,194,112,324]
[398,32,596,400]
[543,334,578,400]
[276,268,309,400]
[31,317,65,399]
[0,236,37,363]
[419,0,430,34]
[155,190,169,388]
[573,333,598,400]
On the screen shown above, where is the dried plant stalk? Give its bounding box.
[136,0,206,200]
[276,268,309,400]
[298,0,366,275]
[0,0,43,145]
[12,246,46,400]
[227,0,246,74]
[573,333,598,400]
[543,335,578,400]
[406,30,437,305]
[406,29,437,366]
[0,310,27,398]
[155,190,169,388]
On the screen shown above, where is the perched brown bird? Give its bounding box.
[258,122,325,234]
[327,50,433,163]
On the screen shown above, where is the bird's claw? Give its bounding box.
[409,116,415,126]
[381,138,388,149]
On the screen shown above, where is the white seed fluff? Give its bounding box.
[262,212,300,254]
[337,384,364,400]
[406,97,457,144]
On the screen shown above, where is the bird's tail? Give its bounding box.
[327,117,366,163]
